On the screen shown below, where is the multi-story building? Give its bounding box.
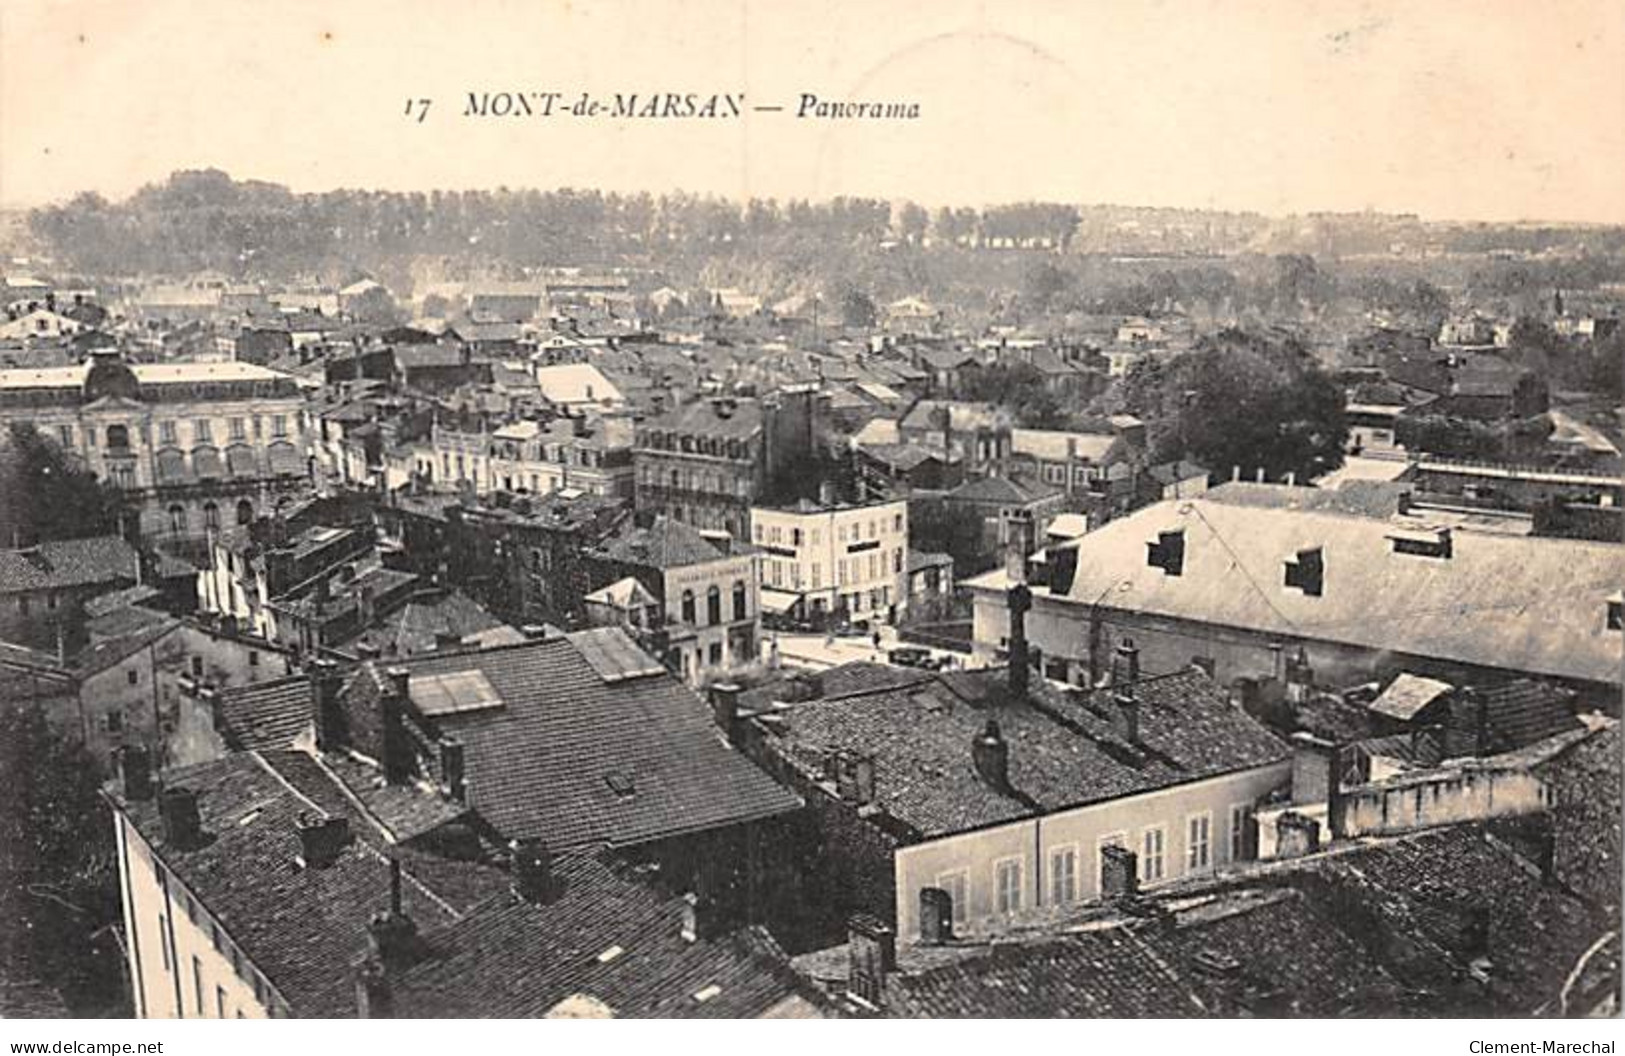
[0,353,312,544]
[723,630,1290,947]
[967,482,1624,708]
[634,387,823,540]
[587,513,760,685]
[749,497,909,627]
[0,535,140,651]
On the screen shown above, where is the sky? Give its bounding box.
[2,0,1622,223]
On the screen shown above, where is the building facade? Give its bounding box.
[750,498,909,626]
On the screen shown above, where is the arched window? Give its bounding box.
[732,580,748,621]
[168,505,187,534]
[681,589,696,625]
[236,499,254,526]
[203,502,220,530]
[706,585,721,626]
[105,424,130,450]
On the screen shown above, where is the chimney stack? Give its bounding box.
[1274,811,1321,859]
[972,720,1010,791]
[846,914,895,1009]
[680,890,721,944]
[708,681,742,744]
[309,657,345,751]
[1111,637,1140,686]
[1289,731,1345,837]
[1114,686,1140,745]
[438,737,466,802]
[385,666,411,701]
[354,956,393,1019]
[1005,582,1032,699]
[158,786,203,849]
[1100,843,1139,900]
[818,480,837,507]
[118,744,154,801]
[297,813,352,868]
[918,887,955,945]
[510,838,553,903]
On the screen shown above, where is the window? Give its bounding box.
[168,505,187,534]
[126,669,139,686]
[271,415,288,437]
[58,424,73,447]
[158,914,171,971]
[811,563,822,589]
[1147,530,1185,576]
[106,423,130,449]
[191,656,203,676]
[994,858,1023,915]
[105,711,124,734]
[248,650,259,668]
[194,420,212,442]
[193,955,204,1016]
[681,590,696,624]
[792,527,803,546]
[1049,846,1078,904]
[229,418,247,441]
[893,513,904,532]
[216,985,226,1019]
[1283,547,1325,597]
[1096,832,1128,890]
[203,502,220,530]
[706,586,722,625]
[707,642,722,666]
[17,596,28,616]
[936,870,970,926]
[1186,813,1212,871]
[1229,804,1251,862]
[1141,826,1167,882]
[1609,600,1623,631]
[893,549,903,573]
[732,581,747,621]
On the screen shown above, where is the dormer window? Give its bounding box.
[1283,547,1324,597]
[1146,530,1184,577]
[1608,598,1623,632]
[1387,526,1452,559]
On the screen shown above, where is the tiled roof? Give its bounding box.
[759,664,1288,838]
[594,515,727,569]
[641,397,766,441]
[217,675,315,752]
[342,589,512,657]
[0,536,138,594]
[906,549,953,575]
[1011,428,1117,464]
[1478,680,1585,754]
[83,584,161,618]
[946,475,1059,505]
[73,620,179,676]
[1368,673,1455,721]
[1537,722,1622,909]
[368,633,801,849]
[111,751,481,1017]
[390,853,822,1018]
[975,493,1622,685]
[85,603,171,640]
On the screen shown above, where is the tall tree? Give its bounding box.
[0,424,127,548]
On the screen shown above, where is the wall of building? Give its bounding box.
[891,761,1291,944]
[115,811,277,1019]
[751,501,909,623]
[662,554,760,685]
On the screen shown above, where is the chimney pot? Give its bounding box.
[296,812,352,868]
[972,720,1010,791]
[309,657,345,750]
[118,744,154,801]
[510,837,554,902]
[1111,637,1140,686]
[846,914,895,1008]
[158,786,203,849]
[354,957,393,1019]
[439,737,466,801]
[385,666,410,701]
[709,681,742,744]
[1100,843,1139,900]
[1114,689,1140,745]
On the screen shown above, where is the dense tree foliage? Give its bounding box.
[1395,413,1555,462]
[948,363,1079,429]
[0,424,128,547]
[0,707,127,1015]
[1122,329,1349,482]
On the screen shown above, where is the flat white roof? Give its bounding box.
[0,361,290,390]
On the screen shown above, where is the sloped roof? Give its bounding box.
[389,853,822,1018]
[110,750,485,1017]
[534,363,623,405]
[0,536,137,593]
[217,675,315,752]
[1011,428,1117,464]
[595,515,727,570]
[975,494,1621,685]
[369,632,801,849]
[761,664,1288,838]
[947,475,1059,506]
[1367,673,1455,722]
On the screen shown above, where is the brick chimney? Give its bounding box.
[1275,811,1321,859]
[1114,686,1140,745]
[1290,732,1345,837]
[846,914,895,1009]
[438,737,465,802]
[297,812,352,868]
[972,720,1010,791]
[1005,581,1032,699]
[1110,637,1140,686]
[918,887,955,945]
[708,681,742,745]
[118,744,154,801]
[354,955,393,1019]
[366,861,419,971]
[158,786,203,849]
[308,657,345,751]
[1445,686,1491,759]
[834,750,876,805]
[1100,843,1138,900]
[510,838,554,903]
[680,890,723,944]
